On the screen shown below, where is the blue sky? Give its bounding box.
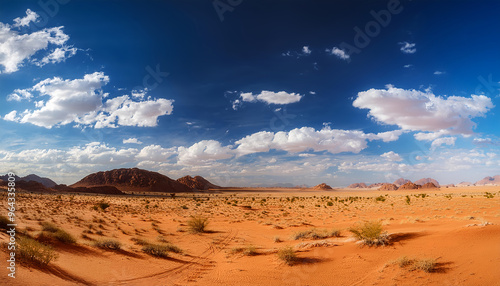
[1,0,499,187]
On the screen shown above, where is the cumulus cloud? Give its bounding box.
[0,10,76,73]
[434,71,445,75]
[235,126,403,156]
[123,138,142,144]
[136,145,177,161]
[302,46,311,55]
[4,72,174,128]
[13,9,39,28]
[353,85,494,137]
[326,47,350,60]
[399,42,416,54]
[237,91,303,105]
[381,151,402,161]
[177,140,233,165]
[431,137,456,150]
[282,46,311,57]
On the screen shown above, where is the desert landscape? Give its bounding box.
[1,168,499,286]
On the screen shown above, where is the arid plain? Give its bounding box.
[1,185,499,286]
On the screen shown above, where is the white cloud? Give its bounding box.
[404,64,413,68]
[431,137,456,150]
[123,138,142,144]
[136,145,177,161]
[4,72,174,128]
[3,111,18,121]
[177,140,233,165]
[326,47,350,60]
[13,9,39,28]
[302,46,311,55]
[353,85,494,137]
[34,46,77,67]
[67,142,138,164]
[381,151,402,161]
[7,89,33,101]
[0,11,76,73]
[433,71,445,75]
[399,42,416,54]
[239,91,303,105]
[235,126,403,156]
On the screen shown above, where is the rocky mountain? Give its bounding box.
[398,181,421,190]
[421,182,438,189]
[176,175,220,190]
[71,168,191,193]
[379,183,398,191]
[348,182,367,188]
[414,178,440,187]
[368,183,386,188]
[475,175,500,186]
[0,180,53,193]
[393,178,411,187]
[311,183,333,190]
[456,182,473,187]
[0,174,56,188]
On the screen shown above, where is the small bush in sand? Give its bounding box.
[349,221,389,246]
[17,236,58,265]
[187,216,209,233]
[277,246,297,266]
[40,222,76,244]
[93,239,122,250]
[394,256,438,273]
[142,244,170,258]
[231,246,258,256]
[273,236,282,243]
[291,228,340,240]
[41,222,59,233]
[411,258,437,273]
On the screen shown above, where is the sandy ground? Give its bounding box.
[0,186,499,286]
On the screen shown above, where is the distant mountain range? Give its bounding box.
[1,169,499,195]
[0,174,56,187]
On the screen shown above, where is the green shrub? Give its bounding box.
[187,216,209,233]
[375,196,386,202]
[349,221,389,246]
[97,201,110,211]
[93,239,121,250]
[277,246,297,266]
[17,236,58,265]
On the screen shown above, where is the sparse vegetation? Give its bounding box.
[291,228,340,240]
[375,195,386,202]
[394,256,437,273]
[277,246,297,266]
[142,244,170,258]
[349,221,389,246]
[17,236,58,265]
[40,222,76,243]
[230,245,258,256]
[187,216,209,233]
[93,239,122,250]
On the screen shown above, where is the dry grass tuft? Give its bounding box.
[17,236,58,265]
[277,246,297,266]
[291,228,340,240]
[93,239,122,250]
[187,216,209,233]
[349,220,389,246]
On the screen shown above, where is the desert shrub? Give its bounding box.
[411,258,437,273]
[96,201,110,211]
[93,239,121,250]
[187,216,209,233]
[142,244,169,258]
[273,236,282,243]
[291,228,340,240]
[0,215,11,230]
[163,243,183,254]
[51,230,76,243]
[277,246,297,266]
[231,246,258,256]
[395,256,414,268]
[375,196,386,202]
[17,236,58,265]
[41,222,59,233]
[349,221,389,246]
